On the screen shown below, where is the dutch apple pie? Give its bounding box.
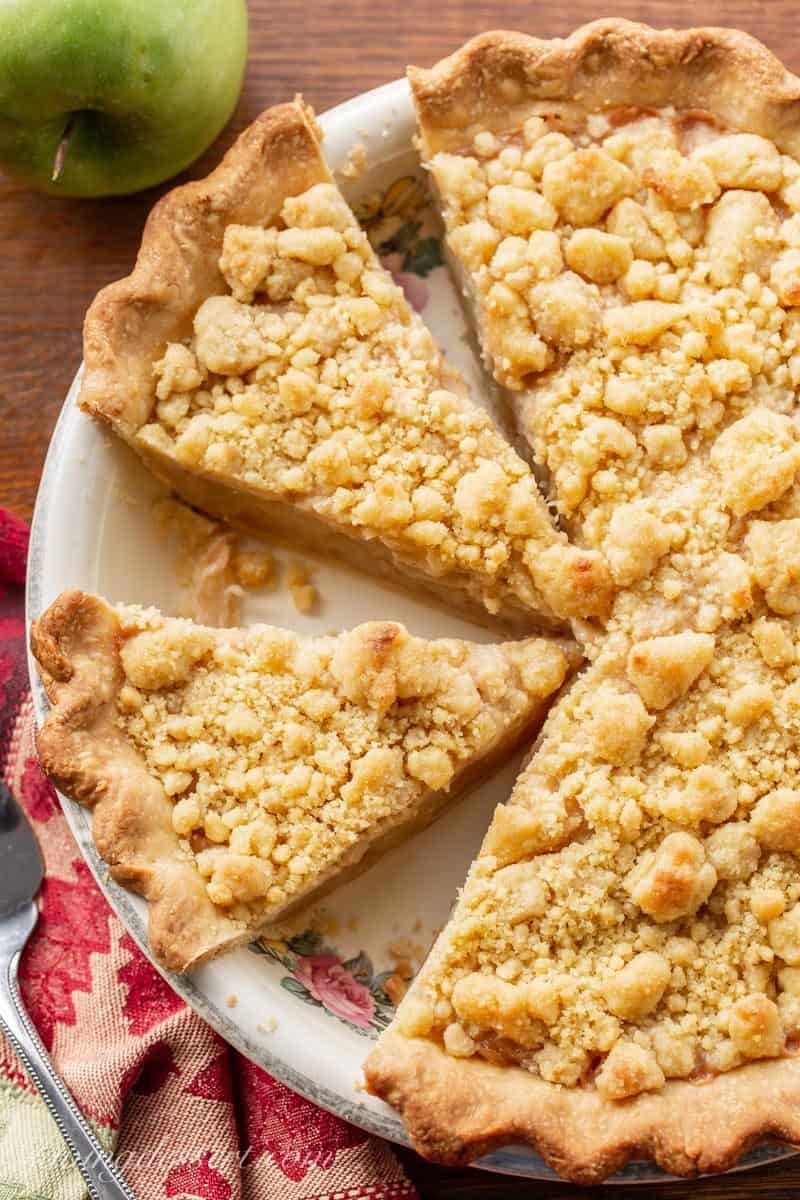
[32,16,800,1184]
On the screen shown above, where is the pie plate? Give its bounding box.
[24,76,799,1184]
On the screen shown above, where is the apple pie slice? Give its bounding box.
[79,99,612,630]
[31,591,573,972]
[366,20,800,1181]
[410,19,800,602]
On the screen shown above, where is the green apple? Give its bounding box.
[0,0,248,196]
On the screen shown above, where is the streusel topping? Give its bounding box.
[138,182,612,623]
[430,111,800,606]
[399,611,800,1093]
[114,606,569,924]
[401,107,800,1098]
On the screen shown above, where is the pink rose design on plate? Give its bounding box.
[381,252,429,313]
[293,955,374,1028]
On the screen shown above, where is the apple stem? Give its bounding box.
[51,114,77,183]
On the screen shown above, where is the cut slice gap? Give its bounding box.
[79,99,614,631]
[434,223,565,524]
[31,590,576,972]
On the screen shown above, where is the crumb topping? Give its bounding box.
[431,114,800,576]
[114,606,568,924]
[401,105,800,1098]
[399,618,800,1089]
[139,182,612,623]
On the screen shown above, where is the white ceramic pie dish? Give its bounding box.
[24,76,797,1184]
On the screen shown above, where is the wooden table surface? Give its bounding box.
[3,0,800,1195]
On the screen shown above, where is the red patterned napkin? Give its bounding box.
[0,508,416,1200]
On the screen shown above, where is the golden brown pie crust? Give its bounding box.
[363,20,800,1182]
[410,19,800,158]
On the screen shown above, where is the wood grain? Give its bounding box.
[4,1,800,1194]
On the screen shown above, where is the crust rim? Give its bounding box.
[365,1029,800,1184]
[31,591,246,972]
[409,19,800,156]
[79,98,329,438]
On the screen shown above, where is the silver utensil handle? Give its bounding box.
[0,903,137,1200]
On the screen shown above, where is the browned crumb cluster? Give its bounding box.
[398,105,800,1099]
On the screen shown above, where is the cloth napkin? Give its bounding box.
[0,507,417,1200]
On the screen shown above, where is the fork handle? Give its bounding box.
[0,903,137,1200]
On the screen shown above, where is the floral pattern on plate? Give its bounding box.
[250,931,397,1038]
[356,174,443,312]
